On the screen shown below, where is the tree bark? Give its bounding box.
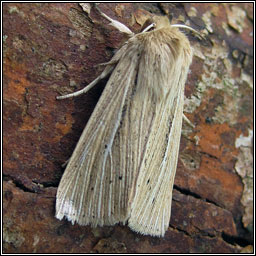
[3,3,253,253]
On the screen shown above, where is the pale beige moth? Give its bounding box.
[56,6,195,237]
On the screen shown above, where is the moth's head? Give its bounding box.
[141,16,170,32]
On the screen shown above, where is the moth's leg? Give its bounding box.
[56,65,114,100]
[183,114,195,128]
[94,59,118,67]
[95,4,134,36]
[61,157,70,168]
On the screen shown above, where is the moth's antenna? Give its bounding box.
[141,23,156,33]
[171,24,203,39]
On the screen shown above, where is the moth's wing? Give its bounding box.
[128,85,184,237]
[128,28,193,237]
[56,42,142,226]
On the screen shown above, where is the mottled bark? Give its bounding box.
[3,3,253,253]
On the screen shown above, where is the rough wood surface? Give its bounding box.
[3,3,253,253]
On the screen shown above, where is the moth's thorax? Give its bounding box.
[133,25,193,65]
[139,16,192,55]
[122,19,194,102]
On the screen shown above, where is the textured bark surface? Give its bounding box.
[3,3,253,253]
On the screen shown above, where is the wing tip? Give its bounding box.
[128,220,166,237]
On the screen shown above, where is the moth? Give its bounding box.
[56,6,196,237]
